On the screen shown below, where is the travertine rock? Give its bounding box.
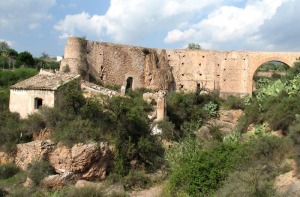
[49,142,113,181]
[42,172,79,188]
[275,170,300,197]
[0,151,14,164]
[15,140,55,170]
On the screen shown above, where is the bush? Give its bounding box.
[157,120,179,141]
[0,111,21,152]
[167,141,242,196]
[123,170,151,190]
[0,163,19,179]
[52,117,101,146]
[27,159,55,186]
[215,166,276,197]
[222,95,245,110]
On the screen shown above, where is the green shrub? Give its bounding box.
[0,111,21,152]
[123,170,151,190]
[27,159,55,186]
[222,95,245,110]
[0,163,19,179]
[215,166,276,197]
[167,141,242,196]
[157,120,179,141]
[288,115,300,175]
[52,117,101,146]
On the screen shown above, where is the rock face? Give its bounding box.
[14,140,113,182]
[197,109,243,140]
[275,170,300,196]
[49,142,113,181]
[42,172,79,188]
[0,151,14,164]
[15,140,55,170]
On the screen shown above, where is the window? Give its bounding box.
[34,98,43,109]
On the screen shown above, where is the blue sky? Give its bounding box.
[0,0,299,57]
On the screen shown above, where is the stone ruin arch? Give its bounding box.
[249,56,293,93]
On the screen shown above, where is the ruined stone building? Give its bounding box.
[9,71,80,118]
[61,37,300,97]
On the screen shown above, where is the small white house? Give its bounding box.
[9,72,80,118]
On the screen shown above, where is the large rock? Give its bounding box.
[42,172,79,188]
[275,170,300,196]
[15,140,55,170]
[49,142,113,181]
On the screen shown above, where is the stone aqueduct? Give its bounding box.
[61,37,300,96]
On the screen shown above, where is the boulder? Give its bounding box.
[15,140,55,170]
[275,170,300,196]
[49,142,113,181]
[42,172,79,188]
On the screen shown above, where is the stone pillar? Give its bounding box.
[156,91,167,121]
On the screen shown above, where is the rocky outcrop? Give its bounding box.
[14,140,113,182]
[49,142,113,181]
[275,170,300,196]
[42,172,79,188]
[144,50,174,91]
[0,151,14,164]
[15,140,55,170]
[197,109,243,140]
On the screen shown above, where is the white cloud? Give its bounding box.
[0,39,14,47]
[54,0,218,42]
[165,0,289,50]
[0,0,56,32]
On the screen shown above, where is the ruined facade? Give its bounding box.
[9,71,80,118]
[61,37,300,96]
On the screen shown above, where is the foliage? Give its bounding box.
[61,80,86,115]
[288,115,300,175]
[186,43,201,50]
[167,140,242,196]
[166,91,220,139]
[123,170,151,190]
[215,166,276,197]
[0,111,21,152]
[221,95,245,110]
[0,163,19,179]
[27,159,55,186]
[157,120,179,141]
[0,68,38,88]
[16,51,35,67]
[203,101,218,118]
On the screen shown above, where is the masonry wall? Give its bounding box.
[62,37,300,96]
[9,89,55,118]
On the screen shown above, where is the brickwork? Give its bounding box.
[62,37,300,96]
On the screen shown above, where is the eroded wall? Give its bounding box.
[62,37,300,96]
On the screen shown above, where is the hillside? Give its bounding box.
[1,57,300,196]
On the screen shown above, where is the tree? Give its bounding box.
[186,43,201,50]
[0,42,10,51]
[16,51,35,67]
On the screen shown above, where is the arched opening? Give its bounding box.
[252,61,289,92]
[126,77,133,91]
[34,97,43,109]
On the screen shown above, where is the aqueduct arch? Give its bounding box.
[61,37,300,97]
[249,56,293,92]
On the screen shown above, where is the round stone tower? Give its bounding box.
[60,37,88,78]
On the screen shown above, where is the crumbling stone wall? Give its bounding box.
[62,37,300,96]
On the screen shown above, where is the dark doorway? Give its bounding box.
[34,98,43,109]
[126,77,133,90]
